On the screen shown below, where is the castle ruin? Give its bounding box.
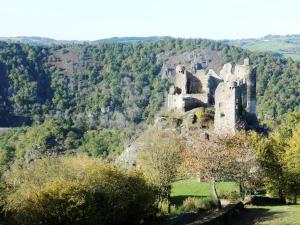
[167,58,257,135]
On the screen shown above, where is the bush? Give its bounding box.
[227,191,240,201]
[181,197,199,212]
[195,108,205,120]
[179,197,217,213]
[4,180,97,225]
[197,197,218,210]
[218,189,240,200]
[194,108,214,127]
[1,157,156,225]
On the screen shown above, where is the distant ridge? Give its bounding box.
[0,36,169,46]
[0,36,83,46]
[1,34,300,60]
[95,36,169,44]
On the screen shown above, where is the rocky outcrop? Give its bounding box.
[118,107,215,167]
[159,49,225,80]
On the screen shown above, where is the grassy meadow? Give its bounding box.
[171,179,239,206]
[242,40,300,60]
[171,180,300,224]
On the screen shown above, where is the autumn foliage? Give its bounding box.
[181,132,260,207]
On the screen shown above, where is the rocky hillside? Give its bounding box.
[0,38,299,129]
[119,106,215,166]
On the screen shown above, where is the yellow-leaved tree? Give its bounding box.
[137,128,183,213]
[284,123,300,203]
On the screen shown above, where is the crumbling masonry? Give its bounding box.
[167,58,257,135]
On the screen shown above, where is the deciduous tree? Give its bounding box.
[284,123,300,203]
[137,128,183,212]
[181,132,259,208]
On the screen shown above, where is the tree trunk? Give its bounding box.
[159,196,163,211]
[167,186,171,214]
[278,189,286,204]
[239,182,244,200]
[197,172,201,182]
[211,180,222,209]
[197,171,201,182]
[293,192,297,204]
[244,189,248,200]
[167,196,171,213]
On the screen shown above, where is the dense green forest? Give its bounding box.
[0,38,299,166]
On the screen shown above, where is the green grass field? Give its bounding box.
[241,41,300,61]
[229,35,300,61]
[172,179,300,224]
[171,179,239,205]
[243,40,291,52]
[231,204,300,225]
[283,53,300,60]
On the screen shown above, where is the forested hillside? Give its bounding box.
[1,38,299,127]
[0,38,299,167]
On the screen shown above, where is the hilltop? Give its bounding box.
[3,34,300,60]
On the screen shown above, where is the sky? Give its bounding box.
[1,0,300,40]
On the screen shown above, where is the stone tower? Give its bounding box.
[174,65,188,94]
[235,58,256,114]
[214,58,257,136]
[214,81,246,135]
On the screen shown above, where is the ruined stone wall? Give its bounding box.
[219,63,233,81]
[183,96,205,111]
[206,70,223,104]
[188,73,201,93]
[185,94,209,107]
[167,94,207,113]
[168,58,257,132]
[167,94,185,113]
[197,72,209,94]
[246,69,256,114]
[214,82,239,135]
[173,66,188,94]
[214,81,248,136]
[234,59,250,81]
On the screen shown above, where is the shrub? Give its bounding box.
[4,179,97,225]
[181,197,199,212]
[159,200,177,215]
[218,189,240,201]
[196,197,218,210]
[228,191,240,201]
[179,197,217,213]
[1,157,156,225]
[195,108,205,120]
[194,108,214,127]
